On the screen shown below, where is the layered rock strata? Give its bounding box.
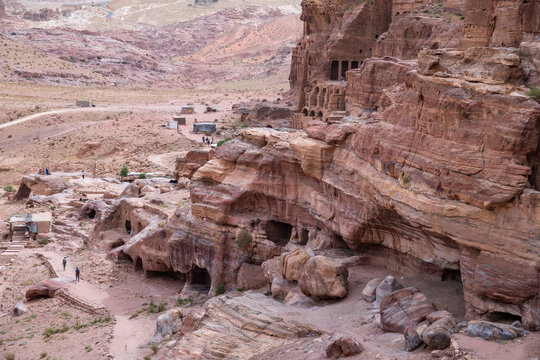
[89,0,540,331]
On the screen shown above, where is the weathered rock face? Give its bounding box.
[283,0,540,330]
[84,0,540,331]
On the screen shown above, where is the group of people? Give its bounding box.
[62,257,80,282]
[38,168,50,175]
[201,136,213,145]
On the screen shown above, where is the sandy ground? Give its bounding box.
[256,264,540,360]
[0,82,290,187]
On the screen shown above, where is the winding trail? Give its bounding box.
[0,104,209,142]
[40,250,155,360]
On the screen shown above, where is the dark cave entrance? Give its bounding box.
[302,108,308,116]
[299,228,309,245]
[486,311,522,324]
[189,265,211,287]
[87,209,96,219]
[134,257,143,271]
[341,60,349,78]
[125,220,131,235]
[442,269,461,282]
[351,61,359,69]
[330,60,339,80]
[264,220,293,247]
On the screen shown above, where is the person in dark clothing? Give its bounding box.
[75,267,80,282]
[46,168,50,175]
[82,170,85,180]
[62,257,67,271]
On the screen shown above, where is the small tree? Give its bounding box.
[138,173,147,179]
[235,229,252,251]
[120,165,129,177]
[526,86,540,102]
[215,284,225,295]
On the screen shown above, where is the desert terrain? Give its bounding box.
[1,0,540,359]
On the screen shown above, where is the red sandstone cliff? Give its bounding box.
[91,0,540,331]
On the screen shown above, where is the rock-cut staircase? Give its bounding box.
[0,225,28,266]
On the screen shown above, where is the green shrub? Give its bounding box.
[526,86,540,101]
[120,165,129,177]
[215,284,226,295]
[402,175,411,185]
[40,353,47,359]
[235,229,252,251]
[4,353,15,360]
[151,344,158,354]
[138,173,147,179]
[175,297,192,307]
[157,301,166,313]
[216,138,232,147]
[3,185,14,193]
[38,238,49,245]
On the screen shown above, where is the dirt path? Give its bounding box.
[40,250,156,360]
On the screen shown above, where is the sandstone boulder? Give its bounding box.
[15,174,66,200]
[150,308,183,345]
[426,310,454,324]
[25,278,70,300]
[284,287,316,307]
[380,287,435,333]
[298,256,348,299]
[326,336,363,358]
[403,326,423,352]
[466,321,524,341]
[281,249,310,282]
[361,278,383,303]
[11,301,28,317]
[375,275,403,306]
[237,263,267,290]
[421,317,457,350]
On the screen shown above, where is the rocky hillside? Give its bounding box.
[0,0,302,87]
[124,0,539,331]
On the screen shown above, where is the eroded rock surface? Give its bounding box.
[158,293,322,359]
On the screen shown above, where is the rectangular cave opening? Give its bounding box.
[341,60,349,78]
[189,265,211,292]
[264,220,293,247]
[330,60,339,80]
[351,61,359,69]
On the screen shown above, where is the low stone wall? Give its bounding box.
[37,253,108,315]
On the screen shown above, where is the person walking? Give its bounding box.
[82,170,85,180]
[75,267,80,282]
[62,257,67,271]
